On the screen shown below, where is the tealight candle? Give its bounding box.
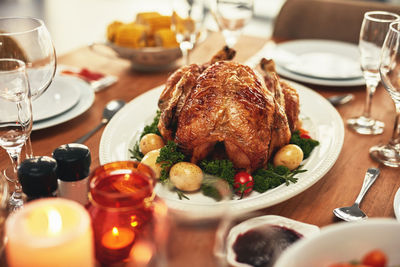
[102,227,135,250]
[5,198,95,267]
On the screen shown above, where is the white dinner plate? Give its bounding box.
[246,40,365,87]
[99,81,344,219]
[32,75,81,121]
[32,76,95,131]
[393,186,400,221]
[275,40,363,80]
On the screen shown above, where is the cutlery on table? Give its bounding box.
[327,93,354,106]
[74,99,126,144]
[333,168,380,221]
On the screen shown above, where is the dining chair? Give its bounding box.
[272,0,400,43]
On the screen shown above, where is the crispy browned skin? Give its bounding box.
[260,58,299,131]
[175,61,290,172]
[158,46,236,141]
[157,51,297,172]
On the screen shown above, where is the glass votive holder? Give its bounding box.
[86,161,159,265]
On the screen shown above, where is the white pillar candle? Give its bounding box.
[5,198,95,267]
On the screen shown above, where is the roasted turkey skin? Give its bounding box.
[170,61,291,172]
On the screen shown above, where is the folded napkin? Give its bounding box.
[59,66,118,92]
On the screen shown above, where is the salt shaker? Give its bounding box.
[52,143,91,205]
[18,156,58,201]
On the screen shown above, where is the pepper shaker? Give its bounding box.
[53,143,91,205]
[18,156,58,201]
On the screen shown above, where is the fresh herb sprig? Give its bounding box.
[199,159,235,187]
[253,164,306,193]
[290,130,319,159]
[129,110,162,161]
[156,140,185,182]
[140,110,161,138]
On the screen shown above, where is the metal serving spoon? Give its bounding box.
[74,99,126,144]
[333,168,380,222]
[327,93,354,106]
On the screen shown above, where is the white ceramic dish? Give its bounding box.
[226,215,320,267]
[32,75,81,122]
[99,80,344,219]
[275,40,362,80]
[274,218,400,267]
[247,40,365,87]
[393,186,400,221]
[90,42,182,71]
[32,76,95,131]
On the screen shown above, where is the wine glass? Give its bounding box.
[369,21,400,167]
[171,0,205,66]
[347,11,400,135]
[0,17,57,157]
[0,59,32,211]
[213,0,253,48]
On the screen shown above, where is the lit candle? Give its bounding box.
[102,226,135,250]
[99,226,135,262]
[5,198,95,267]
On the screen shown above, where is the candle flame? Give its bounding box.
[112,227,119,237]
[47,208,62,235]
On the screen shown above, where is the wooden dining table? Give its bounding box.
[1,32,399,267]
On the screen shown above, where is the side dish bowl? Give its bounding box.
[90,42,182,71]
[274,218,400,267]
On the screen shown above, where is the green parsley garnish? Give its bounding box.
[140,110,161,138]
[156,140,185,182]
[290,130,320,159]
[199,159,235,187]
[252,164,306,193]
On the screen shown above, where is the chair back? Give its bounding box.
[273,0,400,43]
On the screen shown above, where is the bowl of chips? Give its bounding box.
[93,12,182,71]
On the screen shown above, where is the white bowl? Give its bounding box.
[274,218,400,267]
[90,42,182,71]
[226,215,320,267]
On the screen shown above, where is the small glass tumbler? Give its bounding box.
[86,161,168,266]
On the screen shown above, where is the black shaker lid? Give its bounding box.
[18,156,58,198]
[52,143,91,181]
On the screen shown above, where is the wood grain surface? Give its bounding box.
[1,32,399,267]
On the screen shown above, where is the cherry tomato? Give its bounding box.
[233,172,254,198]
[300,133,311,139]
[361,249,387,267]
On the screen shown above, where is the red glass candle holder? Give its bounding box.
[86,161,156,264]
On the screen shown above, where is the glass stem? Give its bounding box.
[25,137,34,158]
[362,83,376,118]
[7,147,22,184]
[180,46,189,66]
[389,103,400,146]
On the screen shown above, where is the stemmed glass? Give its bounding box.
[0,59,32,211]
[0,17,57,157]
[171,0,205,66]
[213,0,253,48]
[347,11,400,135]
[369,21,400,167]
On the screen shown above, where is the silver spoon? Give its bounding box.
[333,168,380,222]
[74,99,126,144]
[327,93,354,106]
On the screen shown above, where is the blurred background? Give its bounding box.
[0,0,398,55]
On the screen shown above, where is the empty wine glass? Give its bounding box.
[369,21,400,167]
[0,59,32,211]
[171,0,205,65]
[347,11,400,135]
[213,0,253,48]
[0,17,57,157]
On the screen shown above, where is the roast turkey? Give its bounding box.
[157,47,299,172]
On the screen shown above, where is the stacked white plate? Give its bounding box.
[32,75,95,131]
[248,39,365,87]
